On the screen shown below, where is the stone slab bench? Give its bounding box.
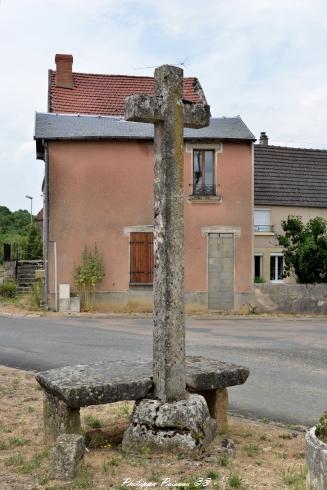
[36,356,249,442]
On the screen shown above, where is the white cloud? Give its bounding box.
[0,0,327,210]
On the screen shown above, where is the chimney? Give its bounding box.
[55,54,73,88]
[259,131,269,146]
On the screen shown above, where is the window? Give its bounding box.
[130,232,153,285]
[254,209,273,232]
[254,255,263,280]
[193,150,215,195]
[270,254,283,282]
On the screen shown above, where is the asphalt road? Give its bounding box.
[0,314,326,427]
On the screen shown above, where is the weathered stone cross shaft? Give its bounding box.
[125,65,210,402]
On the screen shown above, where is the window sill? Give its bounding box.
[254,231,275,236]
[187,194,222,203]
[129,283,153,289]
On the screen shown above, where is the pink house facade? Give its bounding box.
[35,55,255,311]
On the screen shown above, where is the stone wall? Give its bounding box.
[253,283,327,314]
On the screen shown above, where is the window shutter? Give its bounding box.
[130,232,153,284]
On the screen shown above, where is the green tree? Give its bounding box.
[0,206,31,262]
[73,244,105,311]
[21,224,43,260]
[277,216,327,283]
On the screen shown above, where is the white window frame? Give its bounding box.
[254,208,273,233]
[270,253,284,283]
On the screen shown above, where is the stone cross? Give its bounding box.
[125,65,210,402]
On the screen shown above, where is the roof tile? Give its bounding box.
[49,71,203,116]
[254,145,327,208]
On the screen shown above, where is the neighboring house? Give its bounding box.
[34,54,255,311]
[254,132,327,283]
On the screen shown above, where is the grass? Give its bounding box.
[83,414,102,429]
[243,443,259,457]
[5,449,48,475]
[118,402,132,420]
[0,365,308,490]
[207,470,220,480]
[227,472,243,488]
[282,465,307,487]
[73,464,94,488]
[218,452,230,466]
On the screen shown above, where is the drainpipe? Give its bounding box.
[43,141,49,309]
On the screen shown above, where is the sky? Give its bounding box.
[0,0,327,212]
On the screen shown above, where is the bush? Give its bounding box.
[316,411,327,443]
[21,224,43,260]
[0,280,17,298]
[73,244,105,311]
[26,279,44,309]
[277,216,327,283]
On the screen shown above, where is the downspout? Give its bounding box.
[43,141,49,309]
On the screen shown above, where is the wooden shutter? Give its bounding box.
[130,232,153,284]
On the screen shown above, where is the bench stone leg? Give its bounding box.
[43,392,81,444]
[202,388,229,434]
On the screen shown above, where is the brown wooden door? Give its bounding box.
[130,232,153,284]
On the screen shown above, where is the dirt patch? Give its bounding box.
[0,365,308,489]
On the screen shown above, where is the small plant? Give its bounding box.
[73,464,94,488]
[73,244,105,311]
[5,449,48,474]
[119,402,132,420]
[218,452,230,466]
[84,414,102,429]
[8,437,30,448]
[207,470,220,480]
[282,465,307,486]
[244,443,259,457]
[25,278,44,309]
[227,472,243,488]
[140,445,150,466]
[316,411,327,443]
[0,280,17,298]
[254,276,265,283]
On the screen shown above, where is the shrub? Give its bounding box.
[25,279,44,310]
[21,224,43,260]
[0,280,17,298]
[316,411,327,443]
[73,244,105,311]
[277,215,327,283]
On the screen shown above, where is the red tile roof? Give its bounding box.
[49,71,204,116]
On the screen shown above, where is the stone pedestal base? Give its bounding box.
[43,392,81,444]
[122,394,217,454]
[50,434,85,481]
[202,388,228,434]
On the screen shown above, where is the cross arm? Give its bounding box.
[125,94,163,123]
[183,100,211,129]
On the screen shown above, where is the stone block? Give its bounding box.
[59,284,70,300]
[70,297,80,312]
[43,392,81,443]
[36,356,249,409]
[306,426,327,489]
[202,388,229,433]
[122,394,217,454]
[50,434,85,481]
[35,269,45,280]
